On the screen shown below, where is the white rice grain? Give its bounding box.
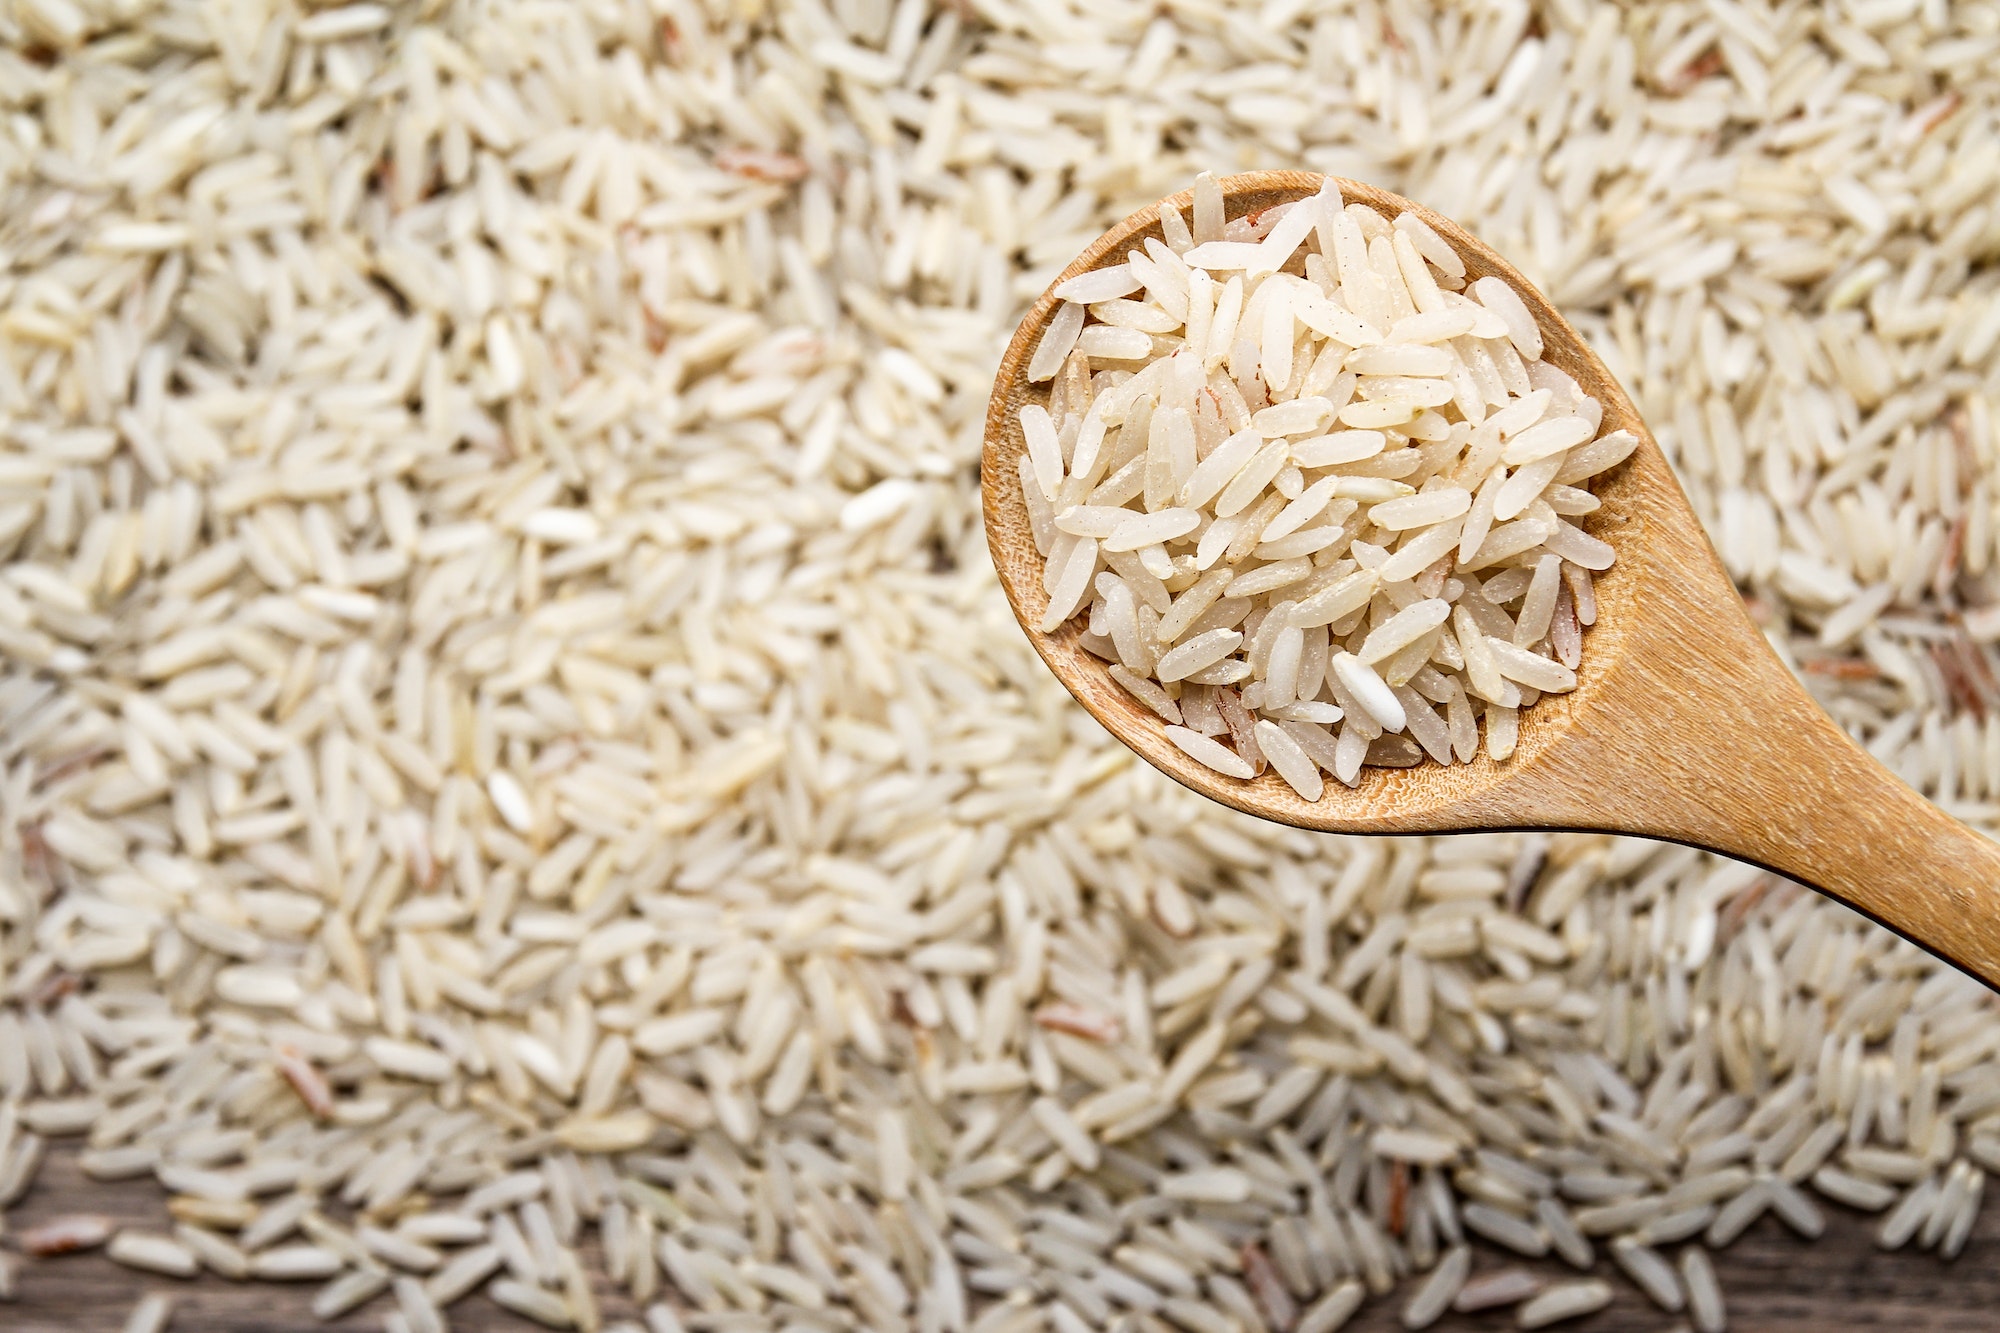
[122,1294,175,1333]
[1517,1279,1614,1328]
[1401,1246,1469,1328]
[1681,1247,1726,1333]
[107,1233,199,1279]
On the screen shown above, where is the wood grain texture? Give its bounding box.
[981,169,2000,990]
[6,1144,1997,1330]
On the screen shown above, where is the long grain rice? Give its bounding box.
[122,1294,175,1333]
[1517,1279,1615,1328]
[1680,1247,1726,1333]
[1021,180,1615,791]
[107,1234,198,1280]
[0,3,1996,1331]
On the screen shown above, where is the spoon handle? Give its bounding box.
[1529,609,2000,990]
[1674,682,2000,991]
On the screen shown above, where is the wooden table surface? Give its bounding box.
[5,1142,1993,1331]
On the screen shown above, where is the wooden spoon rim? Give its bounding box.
[981,170,1713,834]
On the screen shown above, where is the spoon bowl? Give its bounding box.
[983,169,2000,989]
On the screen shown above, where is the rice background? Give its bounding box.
[2,0,2000,1329]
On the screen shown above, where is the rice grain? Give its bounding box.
[0,5,1997,1332]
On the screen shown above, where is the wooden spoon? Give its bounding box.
[982,169,2000,989]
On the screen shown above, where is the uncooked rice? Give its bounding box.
[1680,1245,1727,1333]
[105,1233,198,1280]
[1018,173,1628,792]
[121,1293,174,1333]
[1455,1267,1547,1313]
[2,0,1999,1331]
[1611,1235,1685,1312]
[1401,1242,1469,1328]
[1516,1278,1615,1328]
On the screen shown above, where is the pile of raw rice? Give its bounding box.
[1016,175,1633,794]
[1,0,1998,1330]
